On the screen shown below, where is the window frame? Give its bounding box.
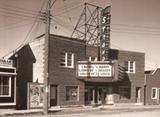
[0,76,11,97]
[151,87,157,99]
[125,61,136,73]
[88,56,98,62]
[119,86,131,100]
[60,52,74,68]
[65,86,79,101]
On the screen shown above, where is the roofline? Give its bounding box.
[110,48,145,55]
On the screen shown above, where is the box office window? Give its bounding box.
[124,61,135,73]
[60,52,74,68]
[119,86,130,100]
[66,86,78,101]
[151,88,157,99]
[0,76,11,97]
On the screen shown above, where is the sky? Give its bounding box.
[0,0,160,70]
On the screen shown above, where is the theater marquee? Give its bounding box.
[78,63,112,77]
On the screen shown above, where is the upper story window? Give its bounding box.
[0,76,11,97]
[88,56,97,62]
[124,61,135,73]
[60,52,74,68]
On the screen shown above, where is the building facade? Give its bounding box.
[145,69,160,105]
[30,34,145,107]
[9,45,36,109]
[0,59,16,108]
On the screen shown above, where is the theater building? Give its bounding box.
[29,34,145,107]
[145,69,160,105]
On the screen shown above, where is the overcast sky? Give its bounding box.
[0,0,160,70]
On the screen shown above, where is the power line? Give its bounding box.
[51,16,75,27]
[112,23,160,30]
[112,25,160,34]
[0,10,37,19]
[0,7,38,16]
[22,0,47,45]
[0,22,33,31]
[111,29,160,36]
[2,0,47,58]
[52,0,97,17]
[0,3,40,14]
[0,13,36,21]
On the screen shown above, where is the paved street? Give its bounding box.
[30,109,160,117]
[3,106,160,117]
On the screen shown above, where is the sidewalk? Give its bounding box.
[1,104,160,117]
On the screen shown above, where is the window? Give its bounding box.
[119,86,130,100]
[60,52,74,68]
[151,88,157,99]
[124,61,135,73]
[66,86,78,101]
[88,56,97,61]
[0,76,11,97]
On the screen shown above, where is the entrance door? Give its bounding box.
[98,88,107,104]
[90,88,95,104]
[136,87,141,103]
[50,85,57,106]
[106,87,114,104]
[85,87,114,105]
[98,88,102,104]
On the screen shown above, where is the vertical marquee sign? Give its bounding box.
[100,6,111,61]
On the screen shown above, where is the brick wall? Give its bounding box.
[110,49,145,104]
[48,35,86,106]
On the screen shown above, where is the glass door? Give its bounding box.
[106,87,114,104]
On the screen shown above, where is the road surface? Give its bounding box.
[28,109,160,117]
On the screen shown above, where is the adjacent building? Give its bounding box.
[0,59,16,108]
[145,69,160,105]
[0,45,36,109]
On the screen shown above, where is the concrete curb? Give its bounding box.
[1,109,43,117]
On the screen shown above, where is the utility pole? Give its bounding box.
[43,0,51,114]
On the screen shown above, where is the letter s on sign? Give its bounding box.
[102,16,106,24]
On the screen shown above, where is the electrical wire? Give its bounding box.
[112,23,160,30]
[0,22,33,31]
[52,0,97,17]
[0,3,39,14]
[0,10,37,19]
[2,0,47,58]
[0,7,38,16]
[111,29,160,36]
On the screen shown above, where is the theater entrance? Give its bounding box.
[85,86,114,105]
